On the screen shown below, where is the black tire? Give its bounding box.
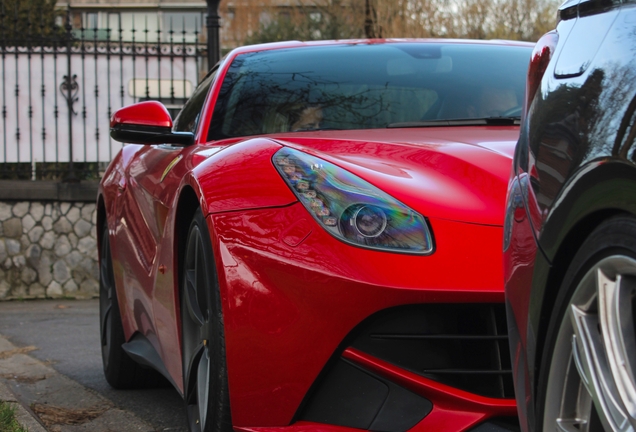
[537,215,636,431]
[181,208,232,432]
[99,224,165,389]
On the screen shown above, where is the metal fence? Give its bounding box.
[0,6,207,181]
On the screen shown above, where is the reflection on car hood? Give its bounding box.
[269,127,518,226]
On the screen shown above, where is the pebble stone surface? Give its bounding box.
[0,201,98,300]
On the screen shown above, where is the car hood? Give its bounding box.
[269,127,518,226]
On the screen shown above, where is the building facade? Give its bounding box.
[59,0,318,53]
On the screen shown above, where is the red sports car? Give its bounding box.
[99,39,532,432]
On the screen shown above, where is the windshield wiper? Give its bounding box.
[483,116,521,125]
[387,116,520,128]
[289,127,344,132]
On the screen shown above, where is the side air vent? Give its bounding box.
[350,304,514,398]
[300,359,432,431]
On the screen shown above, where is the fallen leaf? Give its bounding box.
[32,403,111,426]
[0,346,37,360]
[0,373,46,383]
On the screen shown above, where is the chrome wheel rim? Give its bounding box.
[99,230,114,369]
[182,225,213,432]
[544,255,636,432]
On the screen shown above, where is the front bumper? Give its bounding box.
[210,202,516,430]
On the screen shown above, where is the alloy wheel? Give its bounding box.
[544,255,636,432]
[182,224,215,432]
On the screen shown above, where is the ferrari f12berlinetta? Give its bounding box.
[99,39,532,431]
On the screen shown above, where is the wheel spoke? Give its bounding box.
[101,260,109,290]
[100,258,107,285]
[101,306,112,370]
[100,239,113,295]
[182,214,228,431]
[101,304,112,346]
[185,342,205,403]
[556,350,595,432]
[570,301,632,431]
[194,229,200,289]
[598,271,636,425]
[197,349,210,431]
[544,253,636,432]
[556,419,588,432]
[185,269,205,327]
[194,235,210,323]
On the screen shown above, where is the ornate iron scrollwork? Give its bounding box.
[60,74,79,115]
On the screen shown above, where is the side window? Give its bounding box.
[173,69,217,133]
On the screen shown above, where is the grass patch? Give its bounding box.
[0,400,27,432]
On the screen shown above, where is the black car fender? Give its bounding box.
[527,159,636,417]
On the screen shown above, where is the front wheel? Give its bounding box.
[541,216,636,431]
[181,208,232,432]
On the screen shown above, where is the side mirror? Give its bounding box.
[110,101,194,146]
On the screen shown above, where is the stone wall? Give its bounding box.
[0,201,98,300]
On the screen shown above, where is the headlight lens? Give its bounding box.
[273,147,433,254]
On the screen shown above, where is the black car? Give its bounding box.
[504,1,636,431]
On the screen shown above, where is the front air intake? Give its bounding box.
[298,304,514,430]
[350,304,514,399]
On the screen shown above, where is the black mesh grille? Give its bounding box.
[350,304,514,398]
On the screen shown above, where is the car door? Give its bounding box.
[148,70,218,379]
[113,70,217,359]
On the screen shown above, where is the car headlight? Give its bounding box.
[273,147,434,254]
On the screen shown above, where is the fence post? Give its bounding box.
[60,7,78,182]
[206,0,221,69]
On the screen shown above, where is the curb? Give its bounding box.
[0,379,48,432]
[0,329,156,432]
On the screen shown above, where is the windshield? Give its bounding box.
[207,43,532,140]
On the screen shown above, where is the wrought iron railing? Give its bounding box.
[0,5,207,181]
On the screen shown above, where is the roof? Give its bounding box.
[229,38,536,56]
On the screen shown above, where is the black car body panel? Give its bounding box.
[505,1,636,431]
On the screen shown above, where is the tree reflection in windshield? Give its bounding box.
[207,43,532,140]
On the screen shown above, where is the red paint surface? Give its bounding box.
[110,100,173,128]
[192,129,517,224]
[270,128,516,226]
[524,31,558,116]
[100,39,525,431]
[211,203,505,426]
[344,348,517,430]
[234,423,362,432]
[503,175,540,431]
[100,130,516,428]
[193,138,297,214]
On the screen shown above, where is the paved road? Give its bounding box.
[0,299,187,432]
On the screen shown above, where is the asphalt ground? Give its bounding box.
[0,299,188,432]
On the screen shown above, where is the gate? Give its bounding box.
[0,6,206,181]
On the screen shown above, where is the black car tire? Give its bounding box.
[538,215,636,431]
[99,224,164,388]
[181,208,232,432]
